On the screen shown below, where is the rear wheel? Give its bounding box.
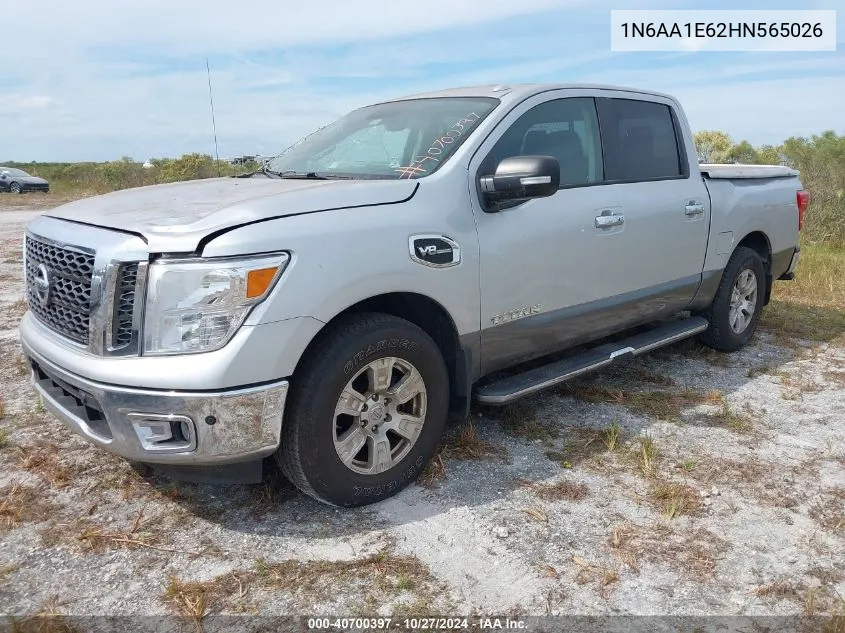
[698,246,766,352]
[276,313,449,506]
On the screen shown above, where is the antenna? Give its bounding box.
[206,57,221,177]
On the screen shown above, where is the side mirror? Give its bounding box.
[480,155,560,208]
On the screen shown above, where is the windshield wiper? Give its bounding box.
[235,166,353,180]
[278,171,353,180]
[234,164,283,179]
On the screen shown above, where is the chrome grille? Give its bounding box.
[25,236,95,345]
[112,263,138,350]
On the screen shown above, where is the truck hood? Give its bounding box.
[44,176,418,252]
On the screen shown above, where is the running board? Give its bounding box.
[474,317,709,405]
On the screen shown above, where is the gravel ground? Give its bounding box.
[0,201,843,627]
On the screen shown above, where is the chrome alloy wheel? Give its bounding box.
[332,356,427,475]
[729,269,758,333]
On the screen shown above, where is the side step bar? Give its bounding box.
[474,316,709,405]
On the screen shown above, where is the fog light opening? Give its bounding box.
[128,413,196,453]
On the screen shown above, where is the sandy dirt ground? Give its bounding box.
[0,199,843,628]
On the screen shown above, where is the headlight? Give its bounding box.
[143,252,289,355]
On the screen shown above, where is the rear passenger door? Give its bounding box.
[592,94,711,307]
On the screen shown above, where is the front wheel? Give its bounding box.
[698,246,766,352]
[9,182,22,194]
[276,313,450,507]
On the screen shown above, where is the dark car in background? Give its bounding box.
[0,167,50,193]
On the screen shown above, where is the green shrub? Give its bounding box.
[2,155,258,196]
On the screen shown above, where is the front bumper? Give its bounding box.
[21,341,288,465]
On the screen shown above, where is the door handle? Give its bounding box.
[685,202,705,216]
[595,214,624,228]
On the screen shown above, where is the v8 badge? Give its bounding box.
[408,234,461,268]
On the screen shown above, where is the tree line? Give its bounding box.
[5,130,843,245]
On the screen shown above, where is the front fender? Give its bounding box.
[200,194,481,342]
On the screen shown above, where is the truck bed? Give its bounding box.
[700,163,799,179]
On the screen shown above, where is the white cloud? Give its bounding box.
[1,0,842,161]
[0,94,55,112]
[3,0,583,56]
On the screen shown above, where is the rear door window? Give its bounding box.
[596,98,684,181]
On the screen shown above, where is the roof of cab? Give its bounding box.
[381,83,678,103]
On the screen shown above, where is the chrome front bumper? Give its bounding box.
[21,341,288,466]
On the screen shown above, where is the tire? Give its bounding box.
[698,246,766,352]
[276,312,450,507]
[9,182,22,194]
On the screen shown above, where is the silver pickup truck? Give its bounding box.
[19,83,805,507]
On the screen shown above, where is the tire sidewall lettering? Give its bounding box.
[343,338,419,375]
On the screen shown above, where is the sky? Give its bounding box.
[0,0,842,162]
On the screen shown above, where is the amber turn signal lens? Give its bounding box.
[246,267,278,298]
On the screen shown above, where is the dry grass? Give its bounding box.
[163,574,242,624]
[680,456,803,509]
[418,420,505,488]
[607,522,729,579]
[753,579,804,603]
[709,394,755,433]
[0,395,6,420]
[516,478,589,502]
[771,243,845,310]
[544,428,609,469]
[163,547,438,621]
[491,402,559,442]
[0,481,55,532]
[625,366,677,386]
[803,584,845,625]
[560,383,706,422]
[522,506,549,522]
[668,339,733,366]
[636,434,659,478]
[571,555,620,591]
[445,420,506,460]
[602,422,621,451]
[762,244,845,346]
[39,508,192,555]
[15,441,86,489]
[246,465,298,517]
[0,427,9,448]
[5,599,83,633]
[747,364,777,378]
[809,566,845,586]
[809,487,845,533]
[563,383,755,433]
[778,371,824,400]
[647,481,702,519]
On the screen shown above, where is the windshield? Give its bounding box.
[264,97,499,180]
[1,168,30,177]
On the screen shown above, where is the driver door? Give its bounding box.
[468,90,666,374]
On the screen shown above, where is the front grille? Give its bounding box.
[25,236,95,345]
[112,263,138,349]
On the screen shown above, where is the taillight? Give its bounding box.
[796,190,810,231]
